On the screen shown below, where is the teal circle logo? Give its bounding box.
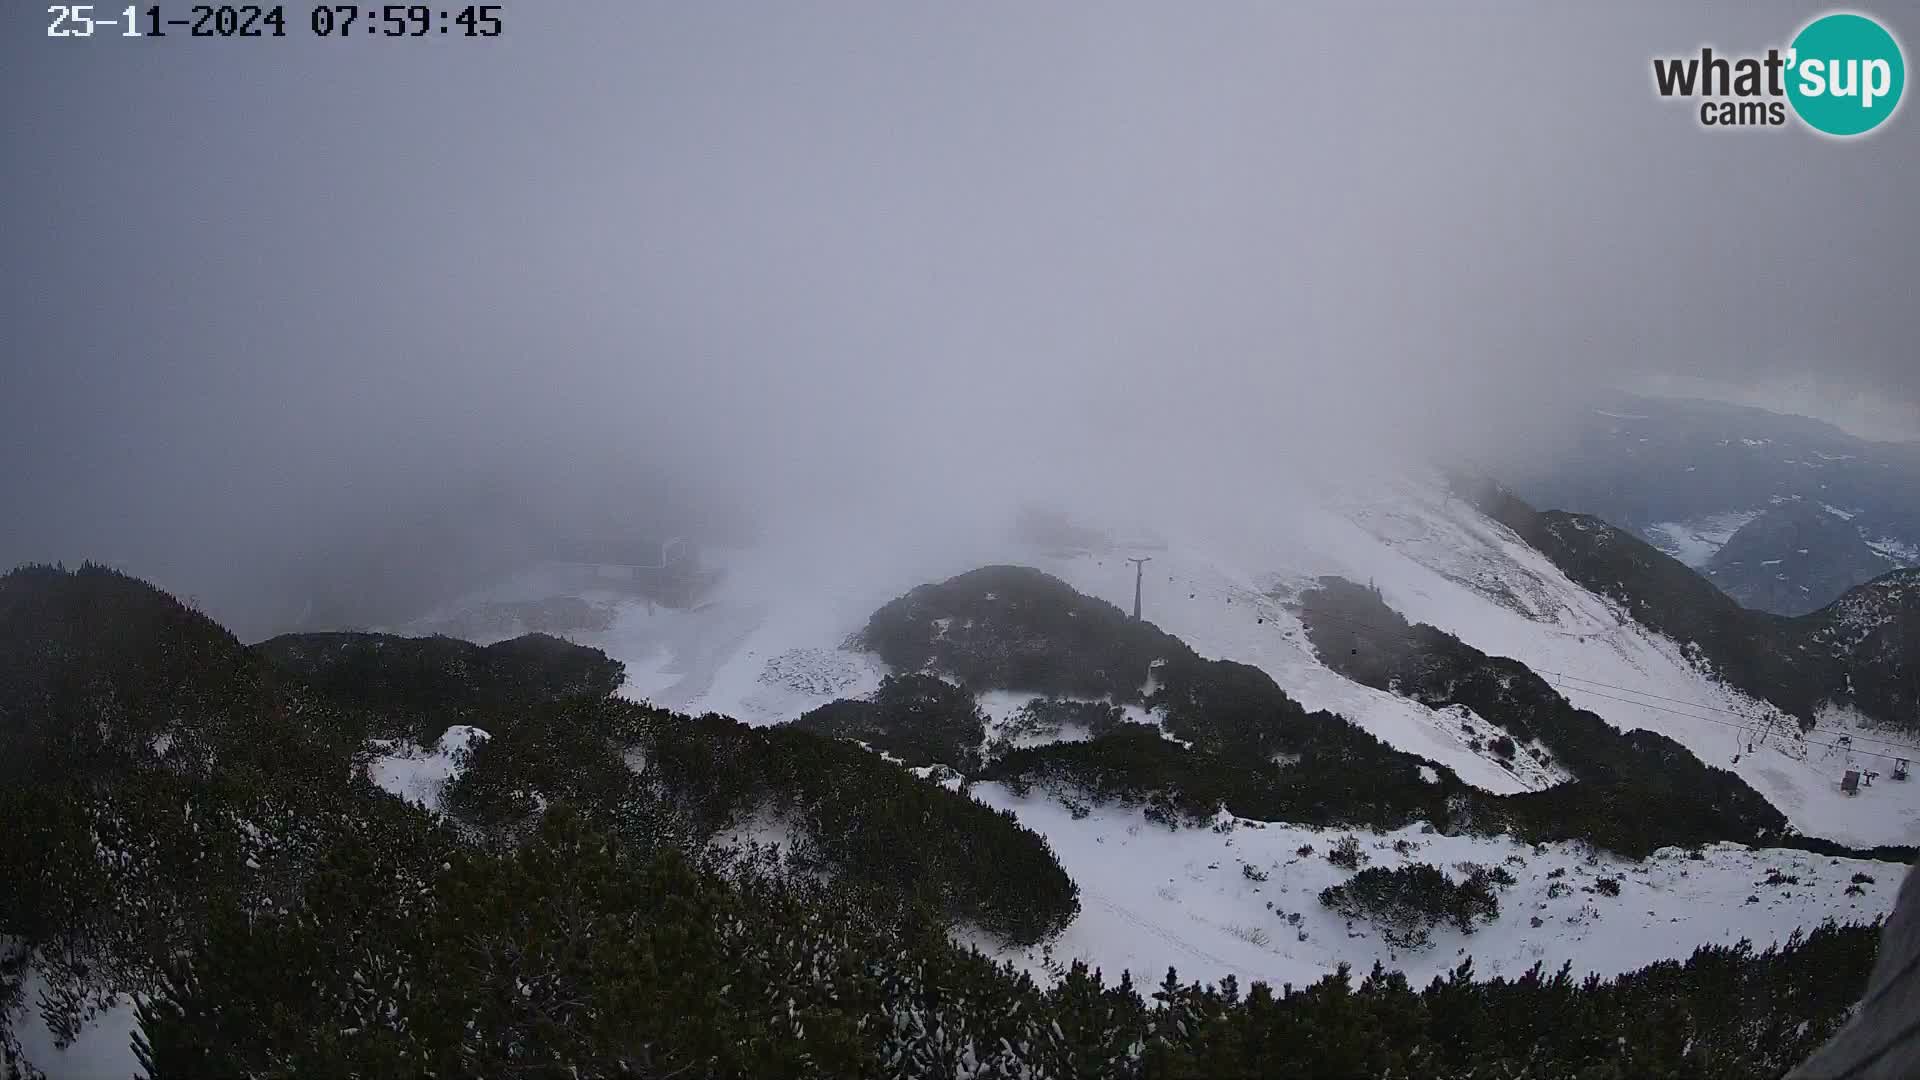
[1787,12,1905,136]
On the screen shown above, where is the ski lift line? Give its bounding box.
[1544,666,1886,765]
[1538,669,1920,755]
[1533,667,1769,719]
[1553,682,1917,766]
[1285,600,1920,758]
[1540,677,1767,734]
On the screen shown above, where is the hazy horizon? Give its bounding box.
[5,3,1917,636]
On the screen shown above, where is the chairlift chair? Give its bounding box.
[1895,758,1911,782]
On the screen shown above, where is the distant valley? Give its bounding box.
[1511,393,1920,615]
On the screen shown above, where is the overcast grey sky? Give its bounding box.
[3,3,1917,633]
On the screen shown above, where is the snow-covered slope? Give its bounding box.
[1042,478,1920,849]
[387,468,1919,995]
[404,468,1920,848]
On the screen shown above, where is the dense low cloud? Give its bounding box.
[3,2,1916,635]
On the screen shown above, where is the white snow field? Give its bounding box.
[7,977,140,1080]
[964,796,1900,992]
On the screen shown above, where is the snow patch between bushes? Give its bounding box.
[366,725,490,813]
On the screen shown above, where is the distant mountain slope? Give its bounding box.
[1510,393,1920,613]
[1470,478,1920,741]
[1705,501,1895,616]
